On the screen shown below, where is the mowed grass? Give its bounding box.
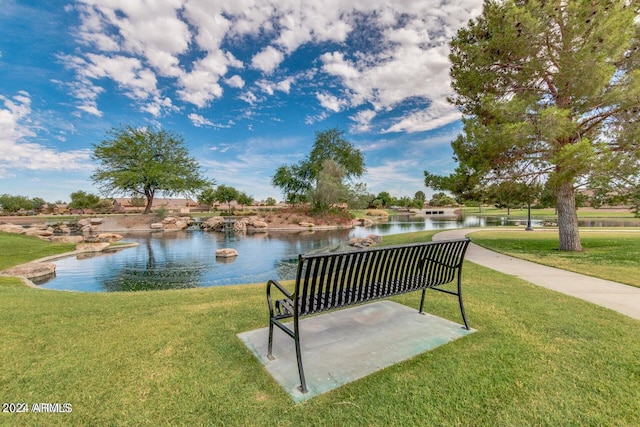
[1,231,639,426]
[0,232,76,270]
[469,230,640,288]
[459,206,639,219]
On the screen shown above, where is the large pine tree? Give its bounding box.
[444,0,640,251]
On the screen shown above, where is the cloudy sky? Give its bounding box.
[0,0,482,203]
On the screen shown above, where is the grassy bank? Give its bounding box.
[0,232,76,270]
[459,206,639,219]
[470,230,640,288]
[1,232,639,426]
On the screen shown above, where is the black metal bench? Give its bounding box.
[266,238,471,393]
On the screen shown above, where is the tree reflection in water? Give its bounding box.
[102,237,209,292]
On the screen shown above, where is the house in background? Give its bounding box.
[53,203,69,215]
[112,198,207,214]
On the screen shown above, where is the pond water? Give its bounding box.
[35,214,634,292]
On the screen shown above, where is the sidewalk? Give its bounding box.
[433,229,640,321]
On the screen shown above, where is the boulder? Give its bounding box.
[366,234,383,243]
[57,224,72,234]
[348,237,365,247]
[50,235,84,244]
[94,233,123,243]
[174,220,188,230]
[2,262,56,279]
[299,222,315,227]
[89,218,103,225]
[76,242,110,252]
[215,248,238,258]
[150,222,164,229]
[201,216,225,231]
[162,219,188,231]
[25,227,53,237]
[162,216,177,224]
[233,221,247,233]
[0,223,26,234]
[249,219,268,228]
[352,218,374,227]
[77,219,91,227]
[348,235,381,248]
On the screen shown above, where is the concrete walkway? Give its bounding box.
[433,229,640,321]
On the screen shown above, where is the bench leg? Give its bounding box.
[457,277,470,330]
[294,335,308,393]
[419,288,427,314]
[267,320,275,360]
[293,318,308,393]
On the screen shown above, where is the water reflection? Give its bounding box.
[37,214,637,292]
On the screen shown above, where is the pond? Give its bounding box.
[36,215,468,292]
[35,214,633,292]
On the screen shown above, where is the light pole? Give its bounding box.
[525,201,533,231]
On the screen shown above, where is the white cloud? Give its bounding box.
[239,91,258,106]
[83,53,158,99]
[65,0,483,129]
[176,68,223,108]
[320,52,360,81]
[383,99,462,134]
[349,109,377,133]
[304,111,329,125]
[251,46,285,74]
[0,92,91,176]
[190,114,234,129]
[275,77,294,94]
[316,3,482,130]
[363,159,425,198]
[225,75,245,89]
[316,92,349,113]
[54,56,105,117]
[320,43,458,124]
[75,1,190,77]
[188,113,213,127]
[256,77,296,96]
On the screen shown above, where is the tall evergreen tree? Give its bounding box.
[439,0,640,250]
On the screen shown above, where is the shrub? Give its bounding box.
[366,209,388,217]
[154,208,167,220]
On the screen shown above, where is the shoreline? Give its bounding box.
[0,242,140,290]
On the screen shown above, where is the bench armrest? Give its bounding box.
[267,279,293,317]
[267,279,293,299]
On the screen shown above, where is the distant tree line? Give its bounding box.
[0,194,49,214]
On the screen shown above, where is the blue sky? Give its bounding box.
[0,0,482,203]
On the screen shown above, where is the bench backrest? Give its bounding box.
[293,238,470,316]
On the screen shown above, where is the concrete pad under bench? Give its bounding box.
[238,300,475,402]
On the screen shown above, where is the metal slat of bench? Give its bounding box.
[266,238,470,394]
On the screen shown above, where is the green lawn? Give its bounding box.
[1,231,639,426]
[0,232,76,270]
[459,206,639,219]
[469,230,640,288]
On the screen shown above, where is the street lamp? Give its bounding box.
[525,201,533,231]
